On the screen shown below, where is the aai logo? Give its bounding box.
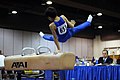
[11,62,27,68]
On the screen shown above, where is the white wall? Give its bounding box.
[0,28,93,59]
[93,36,120,58]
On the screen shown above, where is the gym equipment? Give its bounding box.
[4,46,75,70]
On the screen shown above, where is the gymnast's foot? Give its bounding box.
[87,14,93,23]
[39,31,44,38]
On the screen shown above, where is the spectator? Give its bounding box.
[0,50,5,79]
[98,49,113,65]
[0,50,5,67]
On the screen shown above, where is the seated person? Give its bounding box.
[98,50,113,65]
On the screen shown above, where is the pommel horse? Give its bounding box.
[4,46,75,70]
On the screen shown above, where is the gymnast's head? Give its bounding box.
[45,7,57,21]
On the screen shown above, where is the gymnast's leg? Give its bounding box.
[70,15,93,36]
[39,32,54,41]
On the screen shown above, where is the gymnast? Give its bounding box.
[39,7,93,51]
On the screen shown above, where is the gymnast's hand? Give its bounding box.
[70,20,76,25]
[54,50,61,54]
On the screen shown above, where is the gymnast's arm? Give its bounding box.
[49,23,60,50]
[61,15,76,28]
